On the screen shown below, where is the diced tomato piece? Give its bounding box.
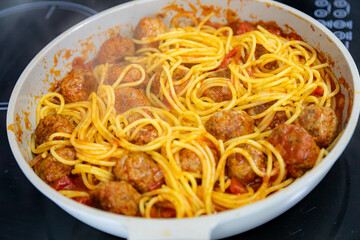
[149,207,176,218]
[150,208,158,218]
[218,47,239,69]
[236,21,256,35]
[72,175,89,191]
[51,176,76,191]
[311,86,324,97]
[161,208,176,218]
[74,196,91,206]
[229,178,248,195]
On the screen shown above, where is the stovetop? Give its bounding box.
[1,0,359,239]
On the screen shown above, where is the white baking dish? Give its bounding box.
[7,0,360,239]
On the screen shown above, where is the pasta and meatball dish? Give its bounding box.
[30,13,340,218]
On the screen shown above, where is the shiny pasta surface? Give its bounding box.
[30,13,341,218]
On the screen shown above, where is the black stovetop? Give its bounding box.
[1,1,359,239]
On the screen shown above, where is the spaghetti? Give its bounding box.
[31,13,340,218]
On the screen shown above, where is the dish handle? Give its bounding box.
[125,218,215,240]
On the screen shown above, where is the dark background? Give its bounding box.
[0,0,359,239]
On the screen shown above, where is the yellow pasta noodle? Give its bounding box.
[31,13,340,219]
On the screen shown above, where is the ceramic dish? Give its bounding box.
[7,0,360,239]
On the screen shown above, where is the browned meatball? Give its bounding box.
[33,147,75,183]
[227,144,266,186]
[35,114,74,145]
[131,125,158,145]
[151,71,162,95]
[205,110,254,142]
[179,141,218,174]
[246,103,269,121]
[202,86,232,102]
[172,65,189,80]
[172,65,190,94]
[133,17,168,49]
[60,68,98,103]
[151,65,189,95]
[97,36,135,64]
[254,44,269,59]
[125,113,158,145]
[104,63,149,88]
[268,124,320,178]
[246,102,287,130]
[113,152,164,193]
[179,149,202,174]
[297,105,338,148]
[90,181,141,216]
[114,87,150,114]
[254,44,277,69]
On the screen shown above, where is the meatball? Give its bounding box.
[254,44,269,59]
[104,63,149,88]
[205,110,254,142]
[60,68,98,103]
[114,87,151,114]
[96,36,135,64]
[246,102,287,130]
[152,65,189,95]
[268,111,287,129]
[35,114,74,145]
[297,105,338,148]
[268,124,320,178]
[126,113,158,145]
[172,65,189,81]
[90,181,141,216]
[151,71,162,95]
[113,152,164,193]
[179,149,202,174]
[227,144,266,186]
[172,65,190,94]
[131,125,158,145]
[254,44,278,69]
[179,141,218,174]
[33,147,75,183]
[202,86,232,102]
[133,17,168,49]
